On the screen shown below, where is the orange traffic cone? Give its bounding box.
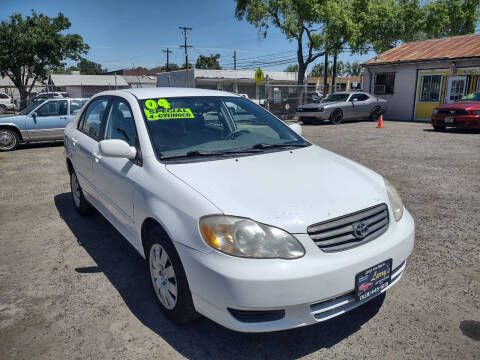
[377,114,384,128]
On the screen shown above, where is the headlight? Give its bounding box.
[199,215,305,259]
[471,110,480,115]
[432,109,439,114]
[384,179,404,222]
[316,107,324,112]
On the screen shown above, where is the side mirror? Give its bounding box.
[99,139,136,159]
[31,112,37,119]
[289,123,302,136]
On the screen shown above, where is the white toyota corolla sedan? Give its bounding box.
[64,87,414,332]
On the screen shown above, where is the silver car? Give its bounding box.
[296,91,387,125]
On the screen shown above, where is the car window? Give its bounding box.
[36,100,68,117]
[103,98,137,146]
[351,93,369,101]
[70,100,87,115]
[79,98,109,140]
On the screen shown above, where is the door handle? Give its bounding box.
[71,137,78,146]
[93,152,102,163]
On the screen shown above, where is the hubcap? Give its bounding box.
[71,173,81,208]
[149,244,177,310]
[0,130,15,149]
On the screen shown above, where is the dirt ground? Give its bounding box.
[1,121,479,359]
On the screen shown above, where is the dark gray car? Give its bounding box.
[296,91,387,125]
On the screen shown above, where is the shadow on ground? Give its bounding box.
[17,140,64,151]
[54,192,385,359]
[423,128,480,134]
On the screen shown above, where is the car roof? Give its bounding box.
[117,87,241,100]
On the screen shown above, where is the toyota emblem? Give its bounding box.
[353,222,369,239]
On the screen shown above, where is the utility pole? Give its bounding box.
[179,26,192,87]
[233,50,237,70]
[162,48,172,72]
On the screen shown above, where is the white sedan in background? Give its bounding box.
[64,87,414,332]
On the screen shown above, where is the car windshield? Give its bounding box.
[139,96,309,160]
[19,102,41,115]
[460,92,480,101]
[321,93,350,102]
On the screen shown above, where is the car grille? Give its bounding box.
[307,204,389,252]
[437,109,468,115]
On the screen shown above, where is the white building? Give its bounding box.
[48,74,129,98]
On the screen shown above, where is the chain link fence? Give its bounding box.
[262,84,321,120]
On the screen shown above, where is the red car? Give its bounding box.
[431,92,480,130]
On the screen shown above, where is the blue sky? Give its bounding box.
[1,0,375,72]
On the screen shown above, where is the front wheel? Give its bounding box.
[330,109,343,125]
[0,128,20,151]
[70,170,94,215]
[147,229,197,324]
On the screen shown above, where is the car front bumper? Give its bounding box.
[432,114,480,128]
[176,209,415,332]
[296,111,331,121]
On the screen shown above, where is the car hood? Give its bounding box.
[0,114,25,124]
[165,145,387,234]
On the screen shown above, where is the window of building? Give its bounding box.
[420,75,443,102]
[374,73,395,94]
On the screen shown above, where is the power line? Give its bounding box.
[179,26,192,87]
[162,48,172,72]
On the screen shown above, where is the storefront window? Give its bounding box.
[374,73,395,94]
[420,75,443,102]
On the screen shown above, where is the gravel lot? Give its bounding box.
[1,121,479,359]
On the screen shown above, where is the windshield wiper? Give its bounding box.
[220,142,310,155]
[250,142,310,150]
[159,150,227,160]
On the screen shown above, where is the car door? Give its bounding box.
[94,97,140,237]
[350,93,371,119]
[70,97,109,200]
[25,99,68,139]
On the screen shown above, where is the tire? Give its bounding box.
[146,228,197,324]
[370,106,382,122]
[0,128,20,151]
[70,170,94,215]
[433,124,446,131]
[0,105,6,114]
[330,109,343,125]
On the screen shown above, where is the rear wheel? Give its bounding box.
[70,170,94,215]
[370,106,382,122]
[0,128,20,151]
[146,228,197,324]
[330,109,343,125]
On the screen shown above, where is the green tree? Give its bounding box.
[77,58,107,74]
[235,0,367,102]
[344,61,361,76]
[195,54,221,69]
[310,62,331,77]
[284,64,299,72]
[0,11,88,109]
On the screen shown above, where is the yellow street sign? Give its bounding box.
[255,67,264,85]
